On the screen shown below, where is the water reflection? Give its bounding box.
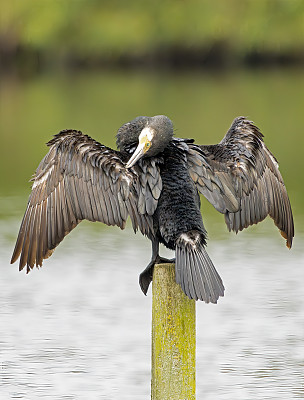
[1,213,303,399]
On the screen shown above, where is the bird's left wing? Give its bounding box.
[11,130,162,272]
[186,117,294,248]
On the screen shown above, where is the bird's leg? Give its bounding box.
[139,238,175,295]
[139,238,159,295]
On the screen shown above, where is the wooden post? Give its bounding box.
[152,263,196,400]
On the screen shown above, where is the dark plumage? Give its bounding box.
[11,115,294,303]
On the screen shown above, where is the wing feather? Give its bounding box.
[187,117,294,248]
[11,129,162,271]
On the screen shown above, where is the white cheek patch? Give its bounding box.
[139,126,154,142]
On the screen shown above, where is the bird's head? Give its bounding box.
[116,115,174,168]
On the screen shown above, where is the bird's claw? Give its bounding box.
[139,256,176,295]
[155,256,175,264]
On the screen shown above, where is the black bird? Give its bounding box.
[11,115,294,303]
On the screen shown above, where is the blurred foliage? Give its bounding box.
[1,0,304,68]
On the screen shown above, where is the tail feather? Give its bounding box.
[198,249,224,300]
[176,234,224,303]
[182,248,197,300]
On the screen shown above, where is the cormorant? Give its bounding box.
[11,115,294,303]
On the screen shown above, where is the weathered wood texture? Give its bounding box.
[152,263,196,400]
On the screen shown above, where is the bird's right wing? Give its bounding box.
[186,117,294,248]
[11,130,162,272]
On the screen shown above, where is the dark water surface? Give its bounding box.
[0,70,303,399]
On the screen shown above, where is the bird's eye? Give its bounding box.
[146,142,151,148]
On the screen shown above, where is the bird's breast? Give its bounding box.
[154,153,205,248]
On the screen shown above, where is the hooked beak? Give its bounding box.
[126,127,153,168]
[126,142,145,169]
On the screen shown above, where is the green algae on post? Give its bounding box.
[152,263,196,400]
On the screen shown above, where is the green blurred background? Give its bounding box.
[1,0,304,72]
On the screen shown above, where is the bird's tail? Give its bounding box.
[175,231,224,303]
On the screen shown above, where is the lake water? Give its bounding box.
[0,69,303,399]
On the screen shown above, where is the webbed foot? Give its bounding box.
[139,256,176,295]
[156,256,176,264]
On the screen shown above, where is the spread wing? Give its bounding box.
[187,117,294,248]
[11,130,162,272]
